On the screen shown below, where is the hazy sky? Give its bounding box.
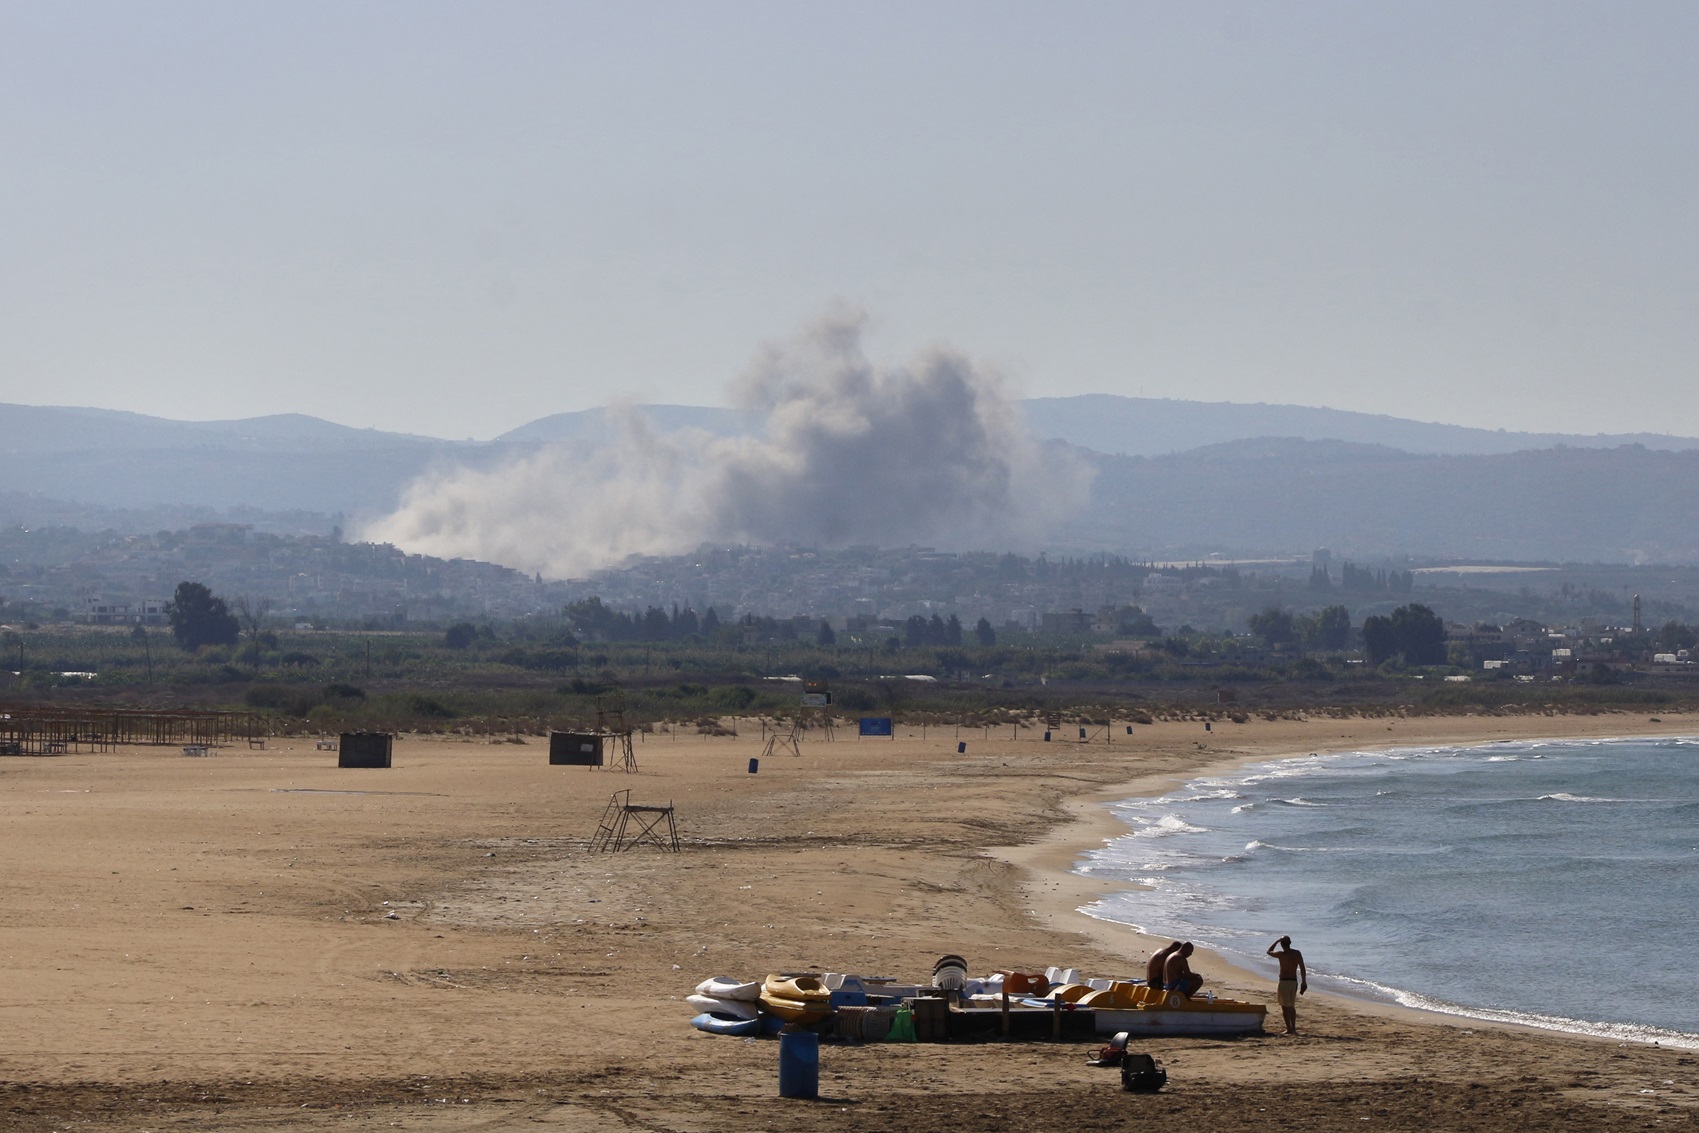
[3,1,1695,440]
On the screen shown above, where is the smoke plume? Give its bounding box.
[361,311,1091,577]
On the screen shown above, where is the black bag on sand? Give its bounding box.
[1121,1052,1168,1093]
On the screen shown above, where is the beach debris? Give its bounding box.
[1121,1052,1168,1093]
[932,954,968,991]
[1087,1031,1130,1067]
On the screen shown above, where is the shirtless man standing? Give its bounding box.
[1162,941,1203,997]
[1146,941,1181,988]
[1267,936,1307,1033]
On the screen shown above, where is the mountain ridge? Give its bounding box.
[7,396,1695,456]
[1,400,1695,564]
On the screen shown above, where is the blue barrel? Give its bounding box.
[1079,726,1087,739]
[778,1029,819,1099]
[956,741,966,753]
[1043,730,1051,742]
[748,757,759,774]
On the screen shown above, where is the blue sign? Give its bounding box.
[858,717,893,737]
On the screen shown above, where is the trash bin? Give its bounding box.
[778,1029,819,1099]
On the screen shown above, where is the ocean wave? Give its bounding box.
[1278,797,1331,807]
[1132,814,1209,838]
[1078,861,1182,876]
[1538,792,1630,803]
[1324,974,1699,1050]
[1243,839,1326,853]
[1080,846,1227,874]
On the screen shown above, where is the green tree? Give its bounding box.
[974,617,997,646]
[444,622,477,649]
[1248,607,1296,647]
[1361,615,1397,665]
[1305,605,1352,651]
[816,619,837,646]
[233,595,272,670]
[166,581,240,651]
[1391,603,1446,665]
[1656,621,1697,651]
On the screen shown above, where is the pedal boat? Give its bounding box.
[1084,982,1267,1037]
[759,973,833,1026]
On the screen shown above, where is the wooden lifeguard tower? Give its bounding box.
[595,693,638,773]
[590,790,679,853]
[759,678,832,760]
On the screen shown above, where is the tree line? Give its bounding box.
[1248,602,1447,666]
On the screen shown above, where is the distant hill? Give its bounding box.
[2,400,1697,564]
[501,395,1699,456]
[0,404,451,455]
[1062,438,1699,563]
[495,405,746,444]
[1021,395,1699,457]
[0,403,476,516]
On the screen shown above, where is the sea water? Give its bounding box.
[1078,735,1699,1046]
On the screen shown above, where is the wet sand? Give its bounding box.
[0,712,1695,1130]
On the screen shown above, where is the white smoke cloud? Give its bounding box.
[361,311,1092,577]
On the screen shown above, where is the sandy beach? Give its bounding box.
[2,712,1696,1131]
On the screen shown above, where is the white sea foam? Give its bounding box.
[1323,974,1699,1050]
[1178,789,1244,803]
[1132,814,1208,838]
[1242,840,1341,853]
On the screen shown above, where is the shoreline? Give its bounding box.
[999,711,1699,1043]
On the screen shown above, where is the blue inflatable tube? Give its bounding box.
[691,1012,763,1037]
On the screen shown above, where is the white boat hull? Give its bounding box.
[1095,1006,1265,1036]
[694,977,761,1002]
[686,993,760,1019]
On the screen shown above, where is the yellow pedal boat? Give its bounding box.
[759,973,832,1026]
